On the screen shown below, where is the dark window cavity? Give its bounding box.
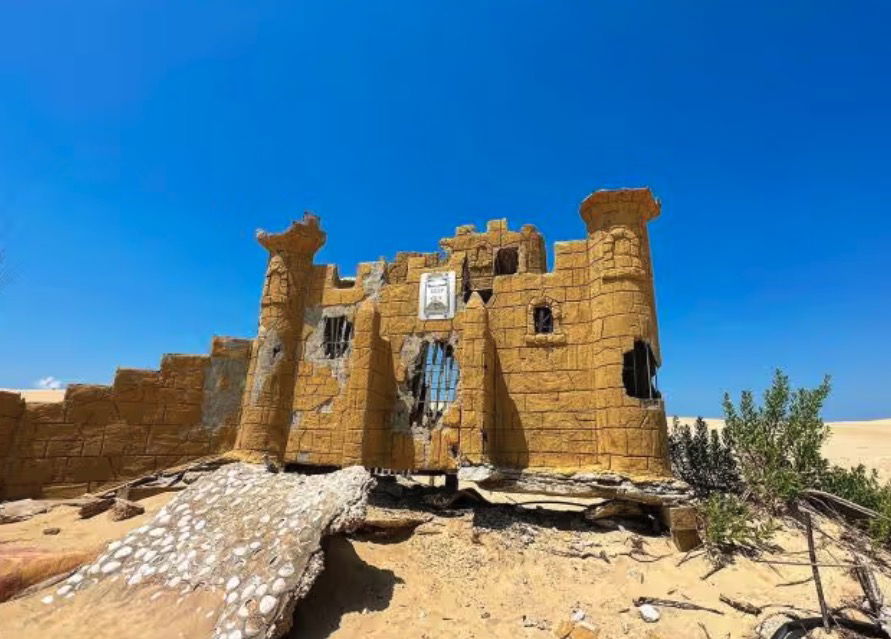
[494,247,519,276]
[409,340,460,428]
[323,316,354,359]
[533,305,554,334]
[622,340,661,400]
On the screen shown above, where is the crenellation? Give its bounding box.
[1,186,673,499]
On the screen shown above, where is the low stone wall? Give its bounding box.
[0,337,251,500]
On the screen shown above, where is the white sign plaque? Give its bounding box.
[418,271,456,320]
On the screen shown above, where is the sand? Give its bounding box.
[0,388,66,403]
[674,416,891,480]
[296,511,883,639]
[1,489,887,639]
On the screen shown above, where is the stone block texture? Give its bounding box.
[1,186,672,497]
[0,337,250,499]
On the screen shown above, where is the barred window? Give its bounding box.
[533,305,554,334]
[323,316,353,359]
[622,340,661,400]
[408,340,460,428]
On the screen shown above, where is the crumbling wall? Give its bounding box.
[441,219,547,296]
[284,262,379,466]
[0,336,250,499]
[274,191,669,478]
[225,188,672,479]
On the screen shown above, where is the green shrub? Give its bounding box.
[669,417,741,496]
[722,369,831,507]
[821,464,883,509]
[698,493,776,560]
[819,464,891,544]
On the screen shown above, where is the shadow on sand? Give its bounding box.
[288,535,401,638]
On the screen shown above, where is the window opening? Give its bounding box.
[622,340,661,400]
[409,340,460,428]
[533,305,554,334]
[494,247,519,276]
[323,316,354,359]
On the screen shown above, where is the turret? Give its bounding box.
[234,213,326,462]
[582,188,668,476]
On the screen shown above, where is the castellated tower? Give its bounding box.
[581,188,669,476]
[0,185,684,506]
[234,213,326,461]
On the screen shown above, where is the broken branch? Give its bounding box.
[805,512,831,632]
[719,594,762,615]
[632,597,724,615]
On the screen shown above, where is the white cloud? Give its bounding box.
[36,376,65,390]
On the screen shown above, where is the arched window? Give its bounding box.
[408,340,460,428]
[532,305,553,334]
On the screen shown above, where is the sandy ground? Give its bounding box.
[1,487,888,639]
[674,416,891,480]
[0,492,171,553]
[292,501,891,639]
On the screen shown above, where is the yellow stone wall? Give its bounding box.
[0,337,251,499]
[261,187,670,478]
[0,186,672,499]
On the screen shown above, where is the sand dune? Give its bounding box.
[674,416,891,479]
[0,389,66,403]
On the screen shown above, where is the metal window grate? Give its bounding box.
[409,340,460,428]
[622,340,661,400]
[323,315,354,359]
[533,305,554,334]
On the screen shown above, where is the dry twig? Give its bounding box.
[633,596,724,615]
[805,512,831,632]
[719,594,762,615]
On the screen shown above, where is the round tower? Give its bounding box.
[581,188,669,476]
[234,213,325,462]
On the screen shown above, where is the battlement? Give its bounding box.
[1,186,671,499]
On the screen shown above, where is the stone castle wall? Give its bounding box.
[0,337,250,499]
[1,186,672,499]
[241,187,670,478]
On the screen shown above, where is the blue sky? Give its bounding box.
[1,2,889,419]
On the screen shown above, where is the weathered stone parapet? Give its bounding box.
[579,187,661,233]
[234,213,326,462]
[0,391,26,496]
[0,339,250,500]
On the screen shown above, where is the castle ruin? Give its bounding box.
[0,187,676,502]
